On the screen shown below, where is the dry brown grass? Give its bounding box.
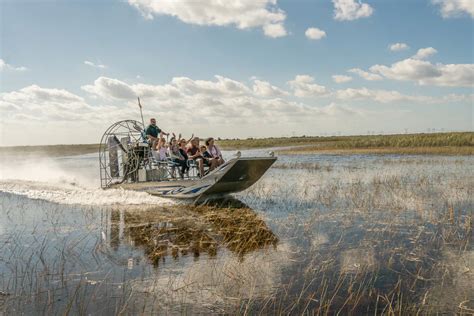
[218,132,473,150]
[279,146,474,155]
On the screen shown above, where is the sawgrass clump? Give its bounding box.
[111,204,278,265]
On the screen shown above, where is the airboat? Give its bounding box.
[99,120,276,199]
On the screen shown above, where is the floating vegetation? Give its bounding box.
[107,202,279,265]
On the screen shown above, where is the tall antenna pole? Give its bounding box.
[137,97,145,128]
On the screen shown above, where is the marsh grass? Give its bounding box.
[273,162,333,172]
[0,155,472,314]
[252,204,472,314]
[280,146,474,155]
[110,204,278,265]
[234,158,473,314]
[217,132,473,149]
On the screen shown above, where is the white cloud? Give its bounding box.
[305,27,326,40]
[79,75,365,127]
[0,58,28,72]
[0,85,104,123]
[2,74,473,145]
[287,75,329,97]
[348,68,383,81]
[349,48,473,87]
[332,75,353,83]
[322,102,361,116]
[389,43,409,51]
[412,47,437,60]
[336,87,427,103]
[84,60,107,69]
[127,0,288,38]
[432,0,474,18]
[83,75,261,101]
[370,59,441,81]
[170,76,251,96]
[252,80,289,97]
[3,85,85,104]
[369,58,474,87]
[418,64,474,87]
[332,0,374,21]
[335,87,473,104]
[263,23,287,38]
[82,77,137,99]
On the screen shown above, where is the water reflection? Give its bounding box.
[101,197,278,265]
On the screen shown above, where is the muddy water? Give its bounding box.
[0,152,472,314]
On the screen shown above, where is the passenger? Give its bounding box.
[201,145,211,159]
[205,137,224,166]
[200,145,218,171]
[178,133,194,147]
[145,118,169,148]
[157,137,168,161]
[169,137,187,179]
[178,134,193,160]
[178,138,189,161]
[186,137,205,177]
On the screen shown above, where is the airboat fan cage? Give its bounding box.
[99,120,149,188]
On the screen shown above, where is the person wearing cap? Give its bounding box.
[145,118,169,148]
[186,137,205,177]
[205,137,224,166]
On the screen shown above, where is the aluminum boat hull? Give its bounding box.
[111,157,276,199]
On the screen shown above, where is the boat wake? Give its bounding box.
[0,157,173,206]
[0,179,174,206]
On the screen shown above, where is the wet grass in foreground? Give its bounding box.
[0,156,472,314]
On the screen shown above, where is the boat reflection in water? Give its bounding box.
[101,197,278,265]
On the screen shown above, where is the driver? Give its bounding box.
[145,118,169,147]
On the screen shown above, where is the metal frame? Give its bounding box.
[99,120,147,188]
[99,120,203,189]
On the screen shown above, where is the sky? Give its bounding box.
[0,0,473,146]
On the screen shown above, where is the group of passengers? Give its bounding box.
[145,118,224,178]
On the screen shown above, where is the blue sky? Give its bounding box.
[0,0,473,145]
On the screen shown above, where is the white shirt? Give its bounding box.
[208,145,221,158]
[158,147,168,160]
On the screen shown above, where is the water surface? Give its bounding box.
[0,151,472,314]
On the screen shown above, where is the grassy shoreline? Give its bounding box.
[0,132,472,157]
[279,146,474,155]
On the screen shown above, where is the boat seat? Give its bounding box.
[167,158,183,179]
[149,158,173,179]
[187,159,210,178]
[149,158,209,180]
